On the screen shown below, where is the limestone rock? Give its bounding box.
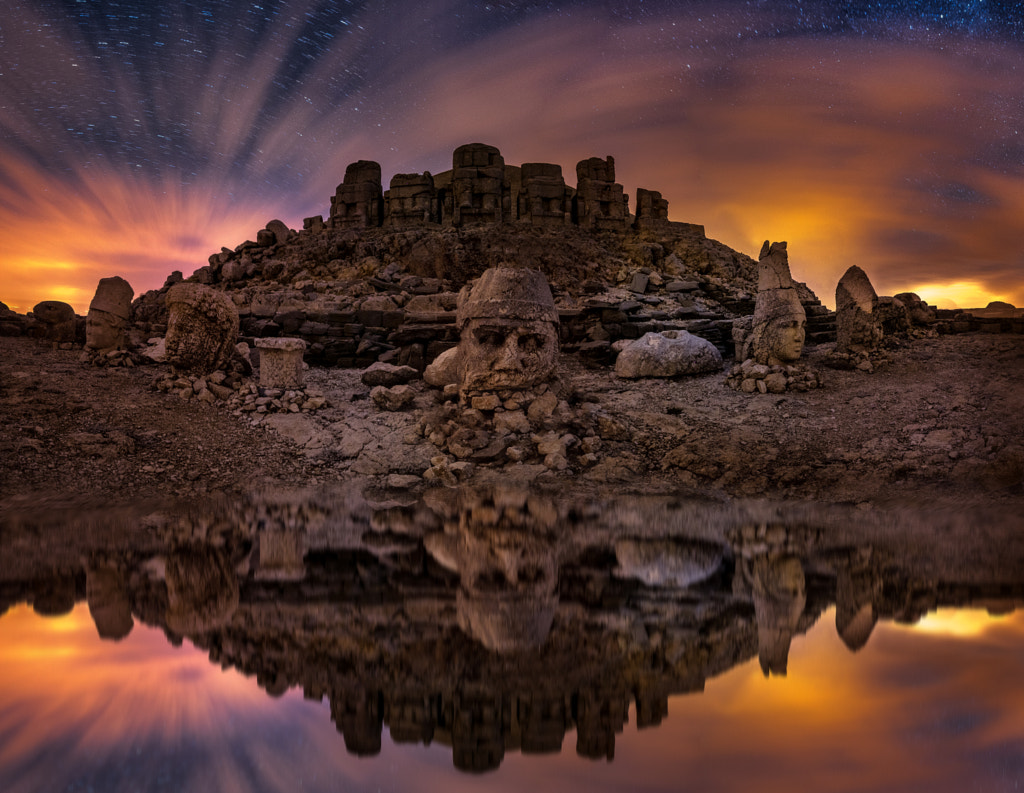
[255,337,306,388]
[614,331,723,379]
[893,292,937,326]
[371,384,415,411]
[424,347,460,387]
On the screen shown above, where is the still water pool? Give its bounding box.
[1,486,1022,792]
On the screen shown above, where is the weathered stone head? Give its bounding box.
[85,276,133,351]
[746,553,806,677]
[33,300,77,344]
[165,283,240,375]
[835,265,883,352]
[455,267,559,397]
[424,486,560,653]
[86,561,134,641]
[746,241,806,365]
[164,546,239,635]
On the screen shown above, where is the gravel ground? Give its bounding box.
[1,332,1022,516]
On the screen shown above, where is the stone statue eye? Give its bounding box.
[517,334,543,352]
[475,329,507,347]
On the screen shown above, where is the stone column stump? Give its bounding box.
[255,337,306,388]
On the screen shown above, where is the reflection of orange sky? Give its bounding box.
[2,603,1023,792]
[2,12,1022,315]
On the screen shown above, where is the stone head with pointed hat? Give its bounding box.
[746,241,806,365]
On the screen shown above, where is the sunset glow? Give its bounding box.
[3,602,1023,792]
[2,1,1022,314]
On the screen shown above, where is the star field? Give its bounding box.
[1,0,1022,311]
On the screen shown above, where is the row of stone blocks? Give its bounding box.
[240,301,748,372]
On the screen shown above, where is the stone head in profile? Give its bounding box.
[747,241,807,366]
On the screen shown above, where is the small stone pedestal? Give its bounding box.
[255,337,306,388]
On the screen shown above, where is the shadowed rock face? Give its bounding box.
[33,300,77,343]
[451,143,506,227]
[86,276,133,352]
[86,561,134,640]
[455,267,560,398]
[745,241,806,365]
[893,292,937,326]
[575,155,628,231]
[165,283,240,375]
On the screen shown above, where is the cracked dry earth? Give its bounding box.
[1,332,1022,516]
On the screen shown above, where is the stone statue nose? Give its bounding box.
[493,334,523,371]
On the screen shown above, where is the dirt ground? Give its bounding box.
[1,332,1022,516]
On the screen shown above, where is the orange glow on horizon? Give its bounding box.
[904,281,1010,310]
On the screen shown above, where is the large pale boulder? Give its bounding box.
[614,330,722,378]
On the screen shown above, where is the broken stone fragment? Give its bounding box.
[614,330,722,379]
[86,276,134,352]
[361,361,418,387]
[371,384,415,411]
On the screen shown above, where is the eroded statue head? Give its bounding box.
[455,267,559,396]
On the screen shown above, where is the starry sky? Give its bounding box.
[2,0,1023,313]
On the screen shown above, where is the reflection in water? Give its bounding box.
[1,485,1023,787]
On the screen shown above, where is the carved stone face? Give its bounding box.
[765,316,806,365]
[85,309,125,351]
[460,317,559,394]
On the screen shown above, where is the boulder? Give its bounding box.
[361,361,419,387]
[614,331,722,378]
[85,276,133,351]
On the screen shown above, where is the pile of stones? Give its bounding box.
[417,382,604,474]
[724,360,824,393]
[151,369,329,414]
[81,347,147,368]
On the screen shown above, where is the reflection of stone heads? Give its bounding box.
[747,554,806,676]
[87,561,134,641]
[747,241,806,366]
[425,489,560,653]
[164,547,240,635]
[455,267,560,397]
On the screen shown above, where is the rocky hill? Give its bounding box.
[130,143,823,368]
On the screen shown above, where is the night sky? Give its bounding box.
[2,0,1023,313]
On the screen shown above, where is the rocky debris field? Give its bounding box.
[1,332,1022,515]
